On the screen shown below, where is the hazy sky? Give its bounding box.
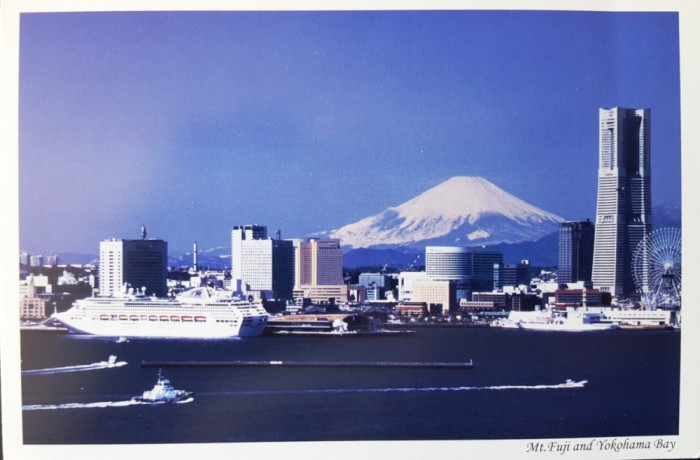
[18,10,681,255]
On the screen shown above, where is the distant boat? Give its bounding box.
[21,355,127,375]
[504,310,618,332]
[132,370,193,404]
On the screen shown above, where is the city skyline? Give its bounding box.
[18,10,681,255]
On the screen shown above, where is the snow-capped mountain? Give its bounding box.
[329,176,564,249]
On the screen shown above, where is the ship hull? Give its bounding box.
[517,323,618,332]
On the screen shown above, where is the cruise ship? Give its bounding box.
[51,287,269,339]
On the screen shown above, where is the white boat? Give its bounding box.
[22,355,127,375]
[507,309,618,332]
[132,370,193,404]
[51,287,269,339]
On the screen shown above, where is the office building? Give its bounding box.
[294,238,344,287]
[292,238,346,304]
[425,246,470,299]
[470,251,504,292]
[592,107,652,297]
[558,220,595,284]
[20,276,47,319]
[231,224,268,290]
[412,280,455,315]
[495,261,531,289]
[99,236,168,297]
[238,238,295,301]
[397,271,430,302]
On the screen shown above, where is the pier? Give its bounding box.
[141,359,474,369]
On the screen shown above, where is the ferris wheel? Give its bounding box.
[632,227,682,309]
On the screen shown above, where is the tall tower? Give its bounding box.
[592,107,652,297]
[558,220,595,284]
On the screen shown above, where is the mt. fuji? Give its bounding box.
[328,176,564,250]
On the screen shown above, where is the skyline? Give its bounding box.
[18,10,681,255]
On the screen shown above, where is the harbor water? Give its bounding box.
[20,327,680,444]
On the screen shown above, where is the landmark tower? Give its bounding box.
[591,107,652,297]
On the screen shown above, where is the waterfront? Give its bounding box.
[21,327,679,444]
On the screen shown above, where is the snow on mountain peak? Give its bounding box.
[330,176,563,249]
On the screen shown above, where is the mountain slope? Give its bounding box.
[330,176,563,249]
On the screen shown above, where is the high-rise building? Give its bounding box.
[592,107,652,297]
[293,238,346,303]
[425,246,470,299]
[294,238,343,287]
[231,225,268,291]
[558,220,595,284]
[470,251,504,292]
[232,225,295,300]
[99,236,168,297]
[495,261,532,289]
[239,238,295,300]
[425,247,503,297]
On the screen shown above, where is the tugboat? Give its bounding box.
[132,370,193,404]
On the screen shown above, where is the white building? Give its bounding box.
[231,224,268,291]
[397,271,430,302]
[232,226,295,301]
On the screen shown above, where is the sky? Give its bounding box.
[18,9,681,255]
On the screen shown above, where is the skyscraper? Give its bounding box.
[294,238,343,287]
[239,238,295,300]
[293,238,347,303]
[231,224,268,291]
[558,220,595,284]
[592,107,652,297]
[99,236,168,297]
[231,224,295,300]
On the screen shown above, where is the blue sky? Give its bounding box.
[18,10,681,255]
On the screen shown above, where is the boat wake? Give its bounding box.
[22,397,193,411]
[22,380,584,410]
[203,379,588,397]
[22,355,127,376]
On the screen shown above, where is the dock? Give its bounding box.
[141,359,473,369]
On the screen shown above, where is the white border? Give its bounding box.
[2,1,698,459]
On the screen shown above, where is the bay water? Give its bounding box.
[20,327,680,444]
